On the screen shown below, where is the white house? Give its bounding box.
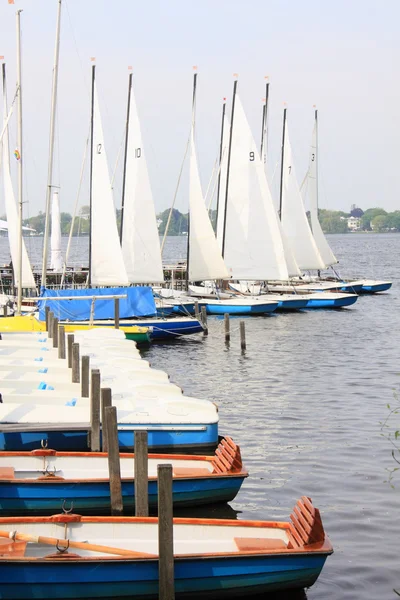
[347,216,361,231]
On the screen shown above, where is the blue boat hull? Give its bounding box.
[155,307,176,317]
[276,298,308,310]
[305,295,358,309]
[203,303,276,315]
[0,423,218,453]
[0,552,330,599]
[130,319,203,340]
[0,474,245,514]
[360,282,392,293]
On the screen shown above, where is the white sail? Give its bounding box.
[216,110,230,251]
[223,93,288,280]
[1,83,35,289]
[280,117,325,271]
[122,78,164,283]
[91,83,128,286]
[189,131,229,281]
[307,114,337,267]
[50,190,63,272]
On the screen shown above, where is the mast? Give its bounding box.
[314,108,318,223]
[221,77,237,258]
[41,0,62,290]
[185,68,197,289]
[214,98,226,236]
[88,63,95,287]
[120,70,132,243]
[260,77,269,162]
[278,107,287,220]
[15,9,23,315]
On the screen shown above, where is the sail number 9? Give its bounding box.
[311,153,315,161]
[249,151,255,162]
[288,165,291,174]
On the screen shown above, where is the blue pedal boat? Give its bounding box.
[0,437,247,514]
[0,496,333,599]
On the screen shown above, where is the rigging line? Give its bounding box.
[64,0,90,98]
[204,155,218,207]
[110,125,126,190]
[160,129,191,255]
[207,147,226,212]
[60,125,90,288]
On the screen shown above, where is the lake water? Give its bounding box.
[1,233,399,599]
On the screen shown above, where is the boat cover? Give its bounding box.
[38,287,156,321]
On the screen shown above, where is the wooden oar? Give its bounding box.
[0,530,156,558]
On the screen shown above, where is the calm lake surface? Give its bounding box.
[1,233,399,599]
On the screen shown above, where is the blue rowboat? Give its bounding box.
[200,299,278,316]
[0,438,247,514]
[305,292,358,309]
[0,496,333,599]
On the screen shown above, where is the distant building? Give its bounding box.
[347,216,361,231]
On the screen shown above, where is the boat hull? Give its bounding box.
[123,318,203,340]
[305,294,358,309]
[359,281,392,294]
[0,552,329,599]
[274,298,308,311]
[201,303,277,316]
[0,474,245,514]
[0,423,218,453]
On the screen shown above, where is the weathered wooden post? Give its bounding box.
[224,313,230,343]
[58,325,66,359]
[158,464,175,599]
[200,306,208,335]
[240,320,246,351]
[71,343,80,383]
[134,431,149,517]
[105,405,123,515]
[81,356,90,398]
[114,298,120,330]
[90,369,101,452]
[48,312,54,339]
[45,305,50,331]
[101,388,112,452]
[194,300,200,321]
[3,305,7,317]
[52,317,59,348]
[67,334,74,368]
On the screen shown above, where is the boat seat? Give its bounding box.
[0,538,27,557]
[234,537,287,552]
[172,467,211,477]
[0,466,15,479]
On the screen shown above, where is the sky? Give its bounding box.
[0,0,399,219]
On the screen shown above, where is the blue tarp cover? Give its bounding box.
[38,287,156,322]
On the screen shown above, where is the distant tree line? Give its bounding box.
[7,205,399,236]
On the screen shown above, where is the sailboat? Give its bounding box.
[0,60,36,313]
[186,74,277,316]
[304,110,391,294]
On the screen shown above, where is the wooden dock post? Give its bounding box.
[58,325,66,359]
[224,313,230,343]
[90,369,101,452]
[194,300,200,321]
[71,342,80,383]
[67,334,74,368]
[158,464,175,600]
[81,356,90,398]
[240,320,246,351]
[45,306,50,330]
[134,431,149,517]
[48,312,54,339]
[101,388,112,452]
[200,306,208,335]
[52,317,59,348]
[114,298,120,329]
[105,405,123,515]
